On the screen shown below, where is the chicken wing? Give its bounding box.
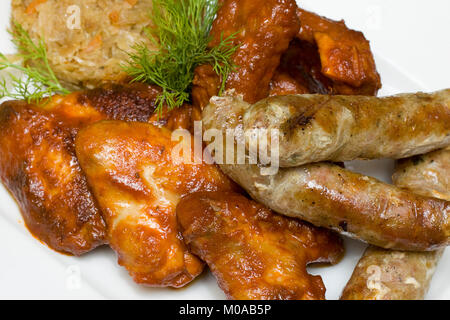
[296,8,381,95]
[269,32,380,97]
[177,191,343,300]
[75,120,238,287]
[193,2,380,108]
[0,83,195,255]
[0,99,106,255]
[269,39,332,96]
[192,0,300,108]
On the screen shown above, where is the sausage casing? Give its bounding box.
[341,148,450,300]
[207,90,450,167]
[219,162,450,251]
[394,148,450,200]
[203,95,450,251]
[341,247,443,300]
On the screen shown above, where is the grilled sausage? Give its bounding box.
[394,148,450,200]
[203,95,450,251]
[341,247,443,300]
[219,162,450,251]
[341,148,449,300]
[205,90,450,167]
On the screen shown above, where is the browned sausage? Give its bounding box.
[341,148,449,300]
[219,162,449,251]
[204,90,450,167]
[394,148,450,200]
[203,95,450,251]
[341,247,443,300]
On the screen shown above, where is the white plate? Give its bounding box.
[0,0,449,300]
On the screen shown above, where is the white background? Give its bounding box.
[0,0,449,299]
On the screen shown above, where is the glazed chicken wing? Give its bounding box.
[0,99,107,255]
[0,83,196,255]
[296,8,381,95]
[269,39,332,96]
[177,192,343,300]
[75,121,238,287]
[192,0,300,107]
[193,2,380,110]
[270,9,381,97]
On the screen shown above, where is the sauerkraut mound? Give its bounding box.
[12,0,157,89]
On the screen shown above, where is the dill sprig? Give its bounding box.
[0,22,69,103]
[124,0,239,113]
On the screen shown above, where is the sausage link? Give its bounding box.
[205,90,450,167]
[341,148,449,300]
[219,162,450,251]
[203,96,450,251]
[341,247,443,300]
[394,148,450,200]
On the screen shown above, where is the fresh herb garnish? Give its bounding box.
[124,0,238,113]
[0,22,70,103]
